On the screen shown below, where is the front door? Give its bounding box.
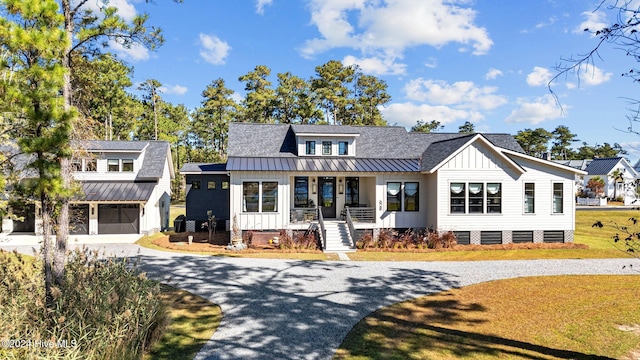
[319,177,336,218]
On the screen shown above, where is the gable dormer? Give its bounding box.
[294,131,360,157]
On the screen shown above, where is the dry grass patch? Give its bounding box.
[336,275,640,360]
[145,284,221,360]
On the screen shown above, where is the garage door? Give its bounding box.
[69,204,89,235]
[98,204,139,234]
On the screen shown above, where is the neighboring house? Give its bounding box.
[3,140,174,235]
[557,157,639,205]
[182,123,585,250]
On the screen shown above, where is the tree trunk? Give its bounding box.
[53,0,74,287]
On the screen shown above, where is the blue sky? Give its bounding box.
[96,0,640,160]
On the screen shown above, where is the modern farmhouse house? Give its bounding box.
[4,140,174,236]
[182,123,585,250]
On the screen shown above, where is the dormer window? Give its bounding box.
[305,141,316,155]
[322,141,332,155]
[339,141,348,155]
[122,159,134,172]
[108,159,119,172]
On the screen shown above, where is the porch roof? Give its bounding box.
[227,157,420,172]
[80,181,155,202]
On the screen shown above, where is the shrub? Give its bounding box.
[0,248,166,360]
[356,232,374,249]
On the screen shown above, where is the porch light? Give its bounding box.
[312,178,317,194]
[338,178,344,194]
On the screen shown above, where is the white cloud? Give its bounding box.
[256,0,273,15]
[424,57,438,69]
[485,68,503,80]
[159,84,188,95]
[108,39,150,61]
[504,94,565,124]
[199,33,231,65]
[381,102,478,128]
[342,54,406,75]
[526,66,553,87]
[404,78,507,110]
[74,0,137,21]
[301,0,493,63]
[577,63,612,86]
[574,10,607,35]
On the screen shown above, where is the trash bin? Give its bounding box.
[174,215,185,232]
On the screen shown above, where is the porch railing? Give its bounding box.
[290,207,319,223]
[317,206,326,250]
[345,206,376,223]
[345,207,357,247]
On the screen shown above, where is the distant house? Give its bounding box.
[3,140,174,235]
[556,157,639,205]
[181,123,585,250]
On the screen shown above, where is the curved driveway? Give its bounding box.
[2,243,637,360]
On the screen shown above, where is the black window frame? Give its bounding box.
[322,141,332,155]
[122,159,134,172]
[294,177,309,208]
[305,141,316,155]
[450,182,466,214]
[404,182,419,212]
[524,183,535,214]
[553,182,564,214]
[386,182,402,212]
[338,141,348,155]
[468,183,484,213]
[486,183,501,214]
[207,181,216,190]
[345,177,359,207]
[107,159,119,172]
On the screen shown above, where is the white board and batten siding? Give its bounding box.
[230,172,291,231]
[435,142,576,232]
[377,173,426,229]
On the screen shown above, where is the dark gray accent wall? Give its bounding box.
[185,174,230,223]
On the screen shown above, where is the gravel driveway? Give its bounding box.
[2,243,637,360]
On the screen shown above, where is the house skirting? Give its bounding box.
[466,230,574,245]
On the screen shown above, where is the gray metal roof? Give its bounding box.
[584,157,624,175]
[227,157,420,172]
[81,181,155,202]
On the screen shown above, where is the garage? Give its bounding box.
[98,204,140,234]
[69,204,89,235]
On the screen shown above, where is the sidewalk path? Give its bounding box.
[2,243,637,360]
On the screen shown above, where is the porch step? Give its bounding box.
[323,221,356,253]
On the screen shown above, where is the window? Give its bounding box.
[450,182,502,214]
[262,182,278,212]
[243,181,279,213]
[207,181,216,190]
[450,183,465,213]
[71,159,83,172]
[404,182,419,211]
[294,177,309,207]
[191,180,201,190]
[222,181,229,190]
[85,159,97,172]
[524,183,535,213]
[322,141,332,155]
[122,159,134,172]
[243,182,259,212]
[339,141,348,155]
[387,182,402,211]
[486,183,501,214]
[107,159,119,172]
[468,183,484,213]
[553,183,563,213]
[305,141,315,155]
[345,177,359,207]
